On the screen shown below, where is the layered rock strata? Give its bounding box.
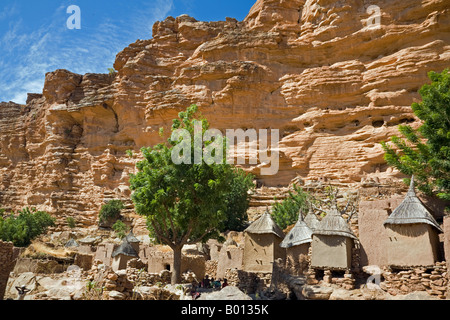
[1,0,449,226]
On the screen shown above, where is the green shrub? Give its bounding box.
[108,68,117,76]
[272,184,310,230]
[112,220,128,239]
[98,200,124,225]
[0,207,55,247]
[66,217,76,229]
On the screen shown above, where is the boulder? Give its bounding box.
[302,285,334,300]
[135,286,180,300]
[197,286,252,300]
[108,290,127,300]
[6,272,37,299]
[78,236,102,245]
[386,291,440,300]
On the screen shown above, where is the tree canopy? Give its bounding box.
[381,69,450,202]
[129,104,254,283]
[0,207,55,247]
[272,184,310,230]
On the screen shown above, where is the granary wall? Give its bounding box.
[242,233,284,273]
[216,246,243,279]
[285,244,309,276]
[385,224,440,267]
[358,197,402,267]
[310,235,353,270]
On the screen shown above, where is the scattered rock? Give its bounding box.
[302,285,334,300]
[78,236,102,245]
[108,290,127,300]
[198,286,252,300]
[387,291,439,300]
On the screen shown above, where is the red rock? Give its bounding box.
[1,0,449,227]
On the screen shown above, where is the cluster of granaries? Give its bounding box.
[67,177,447,282]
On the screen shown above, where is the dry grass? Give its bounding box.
[22,241,76,259]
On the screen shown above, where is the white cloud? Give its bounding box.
[0,3,18,21]
[0,0,174,104]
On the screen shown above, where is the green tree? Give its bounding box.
[222,168,255,232]
[272,184,310,229]
[381,69,450,201]
[129,104,254,284]
[0,207,55,247]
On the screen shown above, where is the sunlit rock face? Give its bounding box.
[1,0,449,226]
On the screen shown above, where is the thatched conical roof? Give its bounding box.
[245,208,284,238]
[304,210,320,231]
[112,239,139,258]
[280,214,313,248]
[125,231,140,243]
[313,207,357,240]
[64,238,79,248]
[383,176,442,232]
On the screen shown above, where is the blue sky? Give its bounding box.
[0,0,256,104]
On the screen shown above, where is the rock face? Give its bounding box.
[1,0,449,226]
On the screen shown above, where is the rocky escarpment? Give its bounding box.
[0,0,449,227]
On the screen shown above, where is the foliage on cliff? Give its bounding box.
[0,207,55,247]
[382,69,450,202]
[272,184,311,229]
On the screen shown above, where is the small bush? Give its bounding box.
[272,184,310,230]
[0,207,55,247]
[66,217,76,229]
[112,220,128,239]
[99,200,124,226]
[108,68,117,76]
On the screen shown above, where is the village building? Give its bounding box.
[64,238,79,248]
[280,212,313,275]
[111,238,139,271]
[125,231,141,253]
[383,176,443,267]
[242,209,285,273]
[311,208,357,271]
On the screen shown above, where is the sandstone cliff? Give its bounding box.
[0,0,449,227]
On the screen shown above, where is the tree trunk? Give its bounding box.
[171,245,183,285]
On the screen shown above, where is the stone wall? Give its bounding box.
[205,260,218,279]
[305,269,355,290]
[380,262,448,299]
[84,259,194,300]
[224,268,272,294]
[0,241,19,300]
